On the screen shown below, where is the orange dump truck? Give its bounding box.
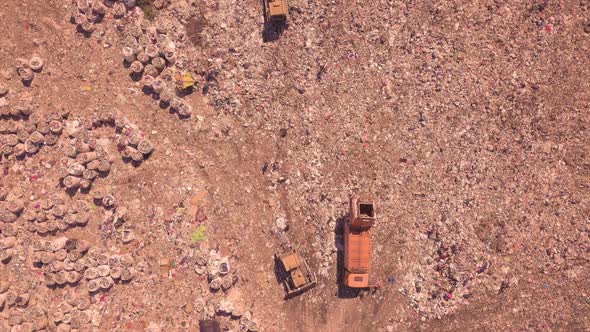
[343,196,375,288]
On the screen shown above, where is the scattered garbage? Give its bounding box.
[190,225,207,243]
[274,217,288,232]
[0,0,584,330]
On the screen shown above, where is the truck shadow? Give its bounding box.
[335,214,361,299]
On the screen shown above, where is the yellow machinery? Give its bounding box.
[174,71,195,91]
[276,250,316,298]
[264,0,288,23]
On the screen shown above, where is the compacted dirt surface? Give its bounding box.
[0,0,589,331]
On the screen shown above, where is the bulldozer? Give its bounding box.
[275,249,316,298]
[264,0,288,23]
[174,71,196,91]
[343,196,376,288]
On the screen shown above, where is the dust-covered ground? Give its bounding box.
[0,0,589,331]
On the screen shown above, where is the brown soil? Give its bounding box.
[0,0,589,331]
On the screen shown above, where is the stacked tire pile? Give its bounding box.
[69,0,194,119]
[22,197,90,235]
[0,108,67,160]
[0,276,50,331]
[0,188,26,263]
[83,250,135,293]
[121,20,193,118]
[115,119,154,164]
[15,56,44,84]
[70,0,132,34]
[90,190,116,210]
[59,118,116,192]
[0,236,16,264]
[32,237,89,288]
[51,291,97,331]
[31,237,135,292]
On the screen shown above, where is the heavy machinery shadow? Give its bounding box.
[262,22,288,43]
[335,214,361,298]
[273,255,288,290]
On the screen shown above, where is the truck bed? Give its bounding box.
[344,226,372,272]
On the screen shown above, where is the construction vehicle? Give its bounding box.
[343,196,375,288]
[174,71,196,91]
[264,0,288,23]
[275,249,317,298]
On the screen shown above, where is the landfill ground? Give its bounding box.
[0,0,589,331]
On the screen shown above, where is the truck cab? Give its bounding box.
[343,197,375,288]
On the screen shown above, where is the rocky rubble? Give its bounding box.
[402,230,476,319]
[187,244,261,330]
[204,249,237,292]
